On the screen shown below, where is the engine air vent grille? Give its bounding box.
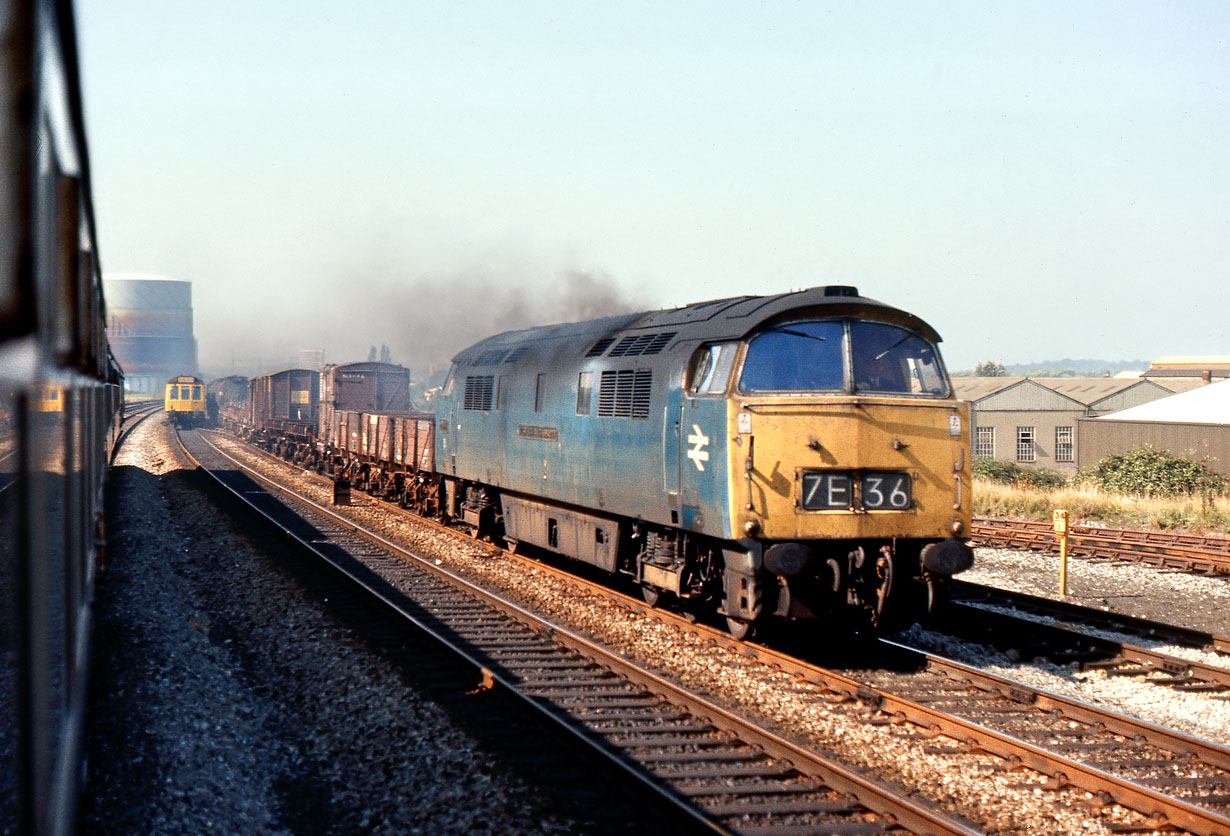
[585,338,615,357]
[463,375,494,411]
[598,369,652,418]
[607,331,677,357]
[471,349,508,366]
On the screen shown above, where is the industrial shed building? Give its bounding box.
[1141,356,1230,389]
[953,377,1175,475]
[1077,379,1230,477]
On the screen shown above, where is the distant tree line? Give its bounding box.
[957,358,1149,378]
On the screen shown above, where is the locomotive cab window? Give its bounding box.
[739,321,844,393]
[739,319,949,397]
[689,342,738,395]
[850,321,947,396]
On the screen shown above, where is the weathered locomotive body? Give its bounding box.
[433,286,973,635]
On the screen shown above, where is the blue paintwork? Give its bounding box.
[433,286,943,544]
[435,330,733,538]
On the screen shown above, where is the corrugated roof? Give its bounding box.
[1099,379,1230,425]
[951,377,1027,402]
[951,376,1158,406]
[1029,377,1152,404]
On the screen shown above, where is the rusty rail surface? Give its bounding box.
[972,517,1230,576]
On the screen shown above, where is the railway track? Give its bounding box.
[973,517,1230,576]
[947,580,1230,666]
[176,426,982,836]
[203,428,1230,835]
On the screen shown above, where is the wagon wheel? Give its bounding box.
[503,538,520,554]
[724,616,756,641]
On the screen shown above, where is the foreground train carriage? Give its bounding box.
[434,286,974,637]
[1,1,125,833]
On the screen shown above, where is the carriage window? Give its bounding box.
[689,342,738,395]
[179,386,189,399]
[193,386,202,399]
[739,322,845,393]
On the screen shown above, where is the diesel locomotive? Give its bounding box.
[434,285,973,636]
[237,286,974,638]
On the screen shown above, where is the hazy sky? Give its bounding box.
[77,2,1230,375]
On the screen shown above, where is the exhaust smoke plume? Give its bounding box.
[198,261,654,381]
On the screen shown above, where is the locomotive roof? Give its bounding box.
[452,285,942,365]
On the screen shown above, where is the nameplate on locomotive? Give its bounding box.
[518,425,559,441]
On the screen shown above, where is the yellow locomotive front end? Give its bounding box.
[714,312,973,634]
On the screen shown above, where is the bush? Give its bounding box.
[972,458,1067,489]
[1079,445,1228,498]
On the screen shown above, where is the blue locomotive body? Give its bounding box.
[432,286,974,636]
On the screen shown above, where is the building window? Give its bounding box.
[1055,426,1073,462]
[974,427,995,458]
[1016,426,1035,462]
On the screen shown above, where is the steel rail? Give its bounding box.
[948,581,1230,686]
[951,579,1230,656]
[973,517,1230,576]
[185,429,981,836]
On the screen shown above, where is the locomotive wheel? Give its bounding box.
[725,616,756,641]
[640,584,662,607]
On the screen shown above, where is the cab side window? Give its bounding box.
[689,342,738,396]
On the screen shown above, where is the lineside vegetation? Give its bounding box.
[973,446,1230,535]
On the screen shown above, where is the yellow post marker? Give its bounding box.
[1053,509,1070,596]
